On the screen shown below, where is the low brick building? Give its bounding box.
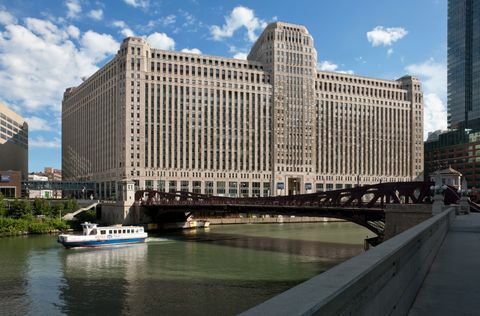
[0,170,22,198]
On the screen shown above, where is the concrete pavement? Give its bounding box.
[409,213,480,316]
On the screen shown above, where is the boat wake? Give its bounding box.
[145,237,173,243]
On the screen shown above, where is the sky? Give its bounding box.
[0,0,447,172]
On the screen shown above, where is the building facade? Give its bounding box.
[447,0,480,129]
[425,0,479,186]
[62,22,424,199]
[425,129,480,189]
[0,170,22,198]
[0,103,28,178]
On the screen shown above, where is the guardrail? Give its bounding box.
[241,207,456,316]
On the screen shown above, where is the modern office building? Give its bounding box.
[425,0,479,186]
[447,0,480,129]
[62,22,424,199]
[425,129,480,189]
[0,103,28,178]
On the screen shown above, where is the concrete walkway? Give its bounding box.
[409,213,480,316]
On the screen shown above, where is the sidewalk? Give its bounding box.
[409,213,480,316]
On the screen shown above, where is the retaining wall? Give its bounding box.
[241,207,455,316]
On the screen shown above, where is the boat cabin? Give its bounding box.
[81,222,144,236]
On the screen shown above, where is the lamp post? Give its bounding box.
[458,188,471,215]
[430,184,447,215]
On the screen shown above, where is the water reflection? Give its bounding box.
[0,222,372,315]
[60,244,148,315]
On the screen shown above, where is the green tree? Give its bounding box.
[32,198,52,217]
[0,193,6,217]
[63,199,78,213]
[8,199,33,218]
[51,203,63,218]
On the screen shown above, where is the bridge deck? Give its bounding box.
[409,213,480,315]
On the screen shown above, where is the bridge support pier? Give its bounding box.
[100,202,147,225]
[384,204,432,240]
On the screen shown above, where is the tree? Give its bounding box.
[32,198,52,217]
[51,203,63,218]
[0,193,6,217]
[63,199,78,213]
[8,199,33,218]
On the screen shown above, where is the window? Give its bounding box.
[101,230,106,235]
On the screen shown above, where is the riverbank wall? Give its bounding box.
[198,216,344,225]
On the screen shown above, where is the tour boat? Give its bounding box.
[57,222,148,248]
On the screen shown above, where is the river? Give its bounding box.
[0,222,374,315]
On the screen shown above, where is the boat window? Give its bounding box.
[114,230,117,234]
[109,230,112,234]
[101,230,106,235]
[127,229,130,233]
[122,229,126,234]
[90,229,97,235]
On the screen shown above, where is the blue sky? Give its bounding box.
[0,0,447,172]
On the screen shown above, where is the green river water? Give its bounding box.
[0,222,374,315]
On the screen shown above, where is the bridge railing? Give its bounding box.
[135,181,436,209]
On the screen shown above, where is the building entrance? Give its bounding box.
[287,178,301,195]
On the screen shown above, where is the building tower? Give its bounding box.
[448,0,480,129]
[249,22,317,195]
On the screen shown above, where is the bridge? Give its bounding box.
[134,181,477,236]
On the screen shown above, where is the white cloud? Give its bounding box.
[405,59,447,139]
[161,14,176,26]
[146,32,175,50]
[405,59,447,98]
[210,6,267,42]
[423,93,448,139]
[112,20,127,28]
[318,60,338,72]
[123,0,149,8]
[387,48,394,56]
[0,9,16,25]
[0,18,120,113]
[88,9,103,21]
[25,18,68,43]
[65,0,81,19]
[317,60,354,74]
[181,48,201,54]
[233,52,247,60]
[367,26,407,47]
[30,136,61,148]
[80,30,119,62]
[112,20,135,38]
[66,25,80,39]
[25,116,53,132]
[120,28,134,37]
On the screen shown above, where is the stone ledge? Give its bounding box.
[240,208,455,316]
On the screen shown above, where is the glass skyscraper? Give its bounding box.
[448,0,480,129]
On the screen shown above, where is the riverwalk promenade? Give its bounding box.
[409,213,480,315]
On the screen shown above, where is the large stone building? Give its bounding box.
[62,22,424,199]
[0,102,28,178]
